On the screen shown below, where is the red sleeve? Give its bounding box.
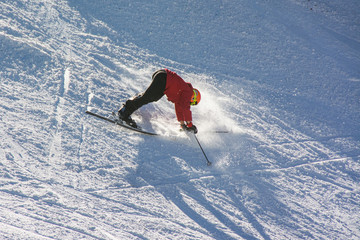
[175,103,192,121]
[174,88,193,121]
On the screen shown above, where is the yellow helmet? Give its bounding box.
[190,88,201,106]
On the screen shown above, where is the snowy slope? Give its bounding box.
[1,0,359,239]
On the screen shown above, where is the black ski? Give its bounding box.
[85,111,158,136]
[86,110,212,166]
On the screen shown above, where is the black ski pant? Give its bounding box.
[123,69,167,116]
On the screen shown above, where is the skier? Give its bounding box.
[117,69,201,134]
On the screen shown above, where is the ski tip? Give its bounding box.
[207,161,212,166]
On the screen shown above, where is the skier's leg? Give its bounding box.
[140,70,166,102]
[119,70,166,118]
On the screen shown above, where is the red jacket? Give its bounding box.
[164,69,193,122]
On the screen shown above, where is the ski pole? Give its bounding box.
[193,134,212,166]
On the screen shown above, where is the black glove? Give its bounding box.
[181,123,198,134]
[188,124,198,134]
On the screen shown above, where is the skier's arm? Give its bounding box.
[176,89,197,133]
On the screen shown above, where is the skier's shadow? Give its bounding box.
[156,183,262,240]
[128,136,274,240]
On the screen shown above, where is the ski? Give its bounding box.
[86,110,212,166]
[85,111,158,136]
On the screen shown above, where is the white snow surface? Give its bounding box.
[1,0,360,239]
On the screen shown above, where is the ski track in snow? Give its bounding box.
[1,0,360,239]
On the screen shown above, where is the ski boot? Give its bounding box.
[117,106,138,129]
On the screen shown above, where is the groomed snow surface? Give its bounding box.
[1,0,359,239]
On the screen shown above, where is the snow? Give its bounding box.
[1,0,359,239]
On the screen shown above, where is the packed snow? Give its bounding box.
[1,0,359,239]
